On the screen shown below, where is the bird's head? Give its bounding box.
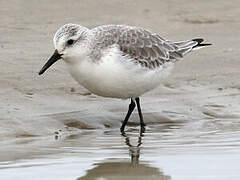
[39,23,90,75]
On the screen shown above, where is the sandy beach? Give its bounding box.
[0,0,240,179]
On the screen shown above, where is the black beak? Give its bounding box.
[38,50,62,75]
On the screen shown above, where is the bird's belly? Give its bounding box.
[67,57,174,99]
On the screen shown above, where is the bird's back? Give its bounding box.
[89,25,209,70]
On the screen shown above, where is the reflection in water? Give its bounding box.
[77,134,171,180]
[125,135,142,166]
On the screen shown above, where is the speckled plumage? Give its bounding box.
[53,24,200,70]
[89,25,198,69]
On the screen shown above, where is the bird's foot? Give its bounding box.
[140,124,146,134]
[120,126,126,135]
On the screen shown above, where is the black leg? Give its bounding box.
[120,98,136,133]
[135,97,146,133]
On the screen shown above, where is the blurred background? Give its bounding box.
[0,0,240,179]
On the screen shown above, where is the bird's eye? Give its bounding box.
[67,39,74,45]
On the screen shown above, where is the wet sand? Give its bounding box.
[0,0,240,179]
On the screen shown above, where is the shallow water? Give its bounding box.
[1,77,240,180]
[1,118,240,180]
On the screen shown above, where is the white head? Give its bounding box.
[39,24,90,75]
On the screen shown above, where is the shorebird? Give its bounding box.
[39,24,211,133]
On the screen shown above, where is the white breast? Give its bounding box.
[66,46,174,99]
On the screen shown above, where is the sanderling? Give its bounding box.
[39,24,211,133]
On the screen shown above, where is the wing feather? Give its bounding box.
[90,25,198,68]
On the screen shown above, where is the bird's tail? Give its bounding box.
[167,38,211,59]
[191,38,212,50]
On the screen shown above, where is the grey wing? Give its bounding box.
[91,25,198,69]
